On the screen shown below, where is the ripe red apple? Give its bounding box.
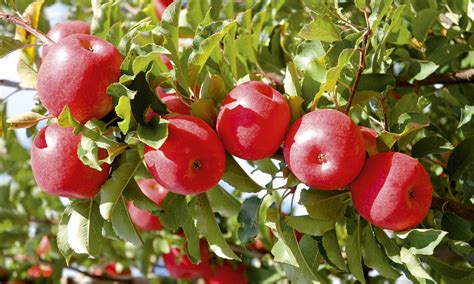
[27,265,53,278]
[37,34,122,123]
[157,87,191,115]
[206,263,247,284]
[153,0,173,19]
[160,54,173,70]
[36,235,51,258]
[163,240,211,280]
[105,262,131,277]
[144,115,226,195]
[31,124,110,198]
[351,152,433,231]
[127,179,168,231]
[359,126,379,156]
[41,20,90,58]
[216,81,290,160]
[283,109,366,190]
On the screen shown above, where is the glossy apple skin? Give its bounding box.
[153,0,173,19]
[37,34,122,123]
[216,81,290,160]
[351,152,433,231]
[283,109,366,190]
[31,125,110,198]
[206,263,247,284]
[41,20,90,58]
[144,115,226,195]
[127,179,168,231]
[359,126,378,156]
[163,240,211,280]
[157,87,190,115]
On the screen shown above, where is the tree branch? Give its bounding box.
[0,12,54,46]
[396,68,474,87]
[66,266,133,283]
[431,196,474,221]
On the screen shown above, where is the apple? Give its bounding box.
[283,109,366,190]
[127,179,168,231]
[156,87,191,115]
[144,115,226,195]
[37,34,122,123]
[163,240,211,280]
[27,264,53,278]
[153,0,173,19]
[216,81,290,160]
[206,263,247,284]
[351,152,433,231]
[41,20,90,58]
[36,235,51,258]
[359,126,379,156]
[105,262,131,277]
[31,124,110,198]
[160,54,173,70]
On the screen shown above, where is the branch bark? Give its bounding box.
[431,196,474,221]
[396,68,474,87]
[0,12,54,46]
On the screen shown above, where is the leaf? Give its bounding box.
[17,59,37,89]
[346,219,366,284]
[300,190,349,221]
[283,62,301,97]
[447,136,474,180]
[193,193,241,261]
[426,256,474,281]
[57,207,72,265]
[321,230,346,271]
[300,15,342,43]
[67,199,104,257]
[237,196,262,244]
[441,212,472,242]
[107,82,137,99]
[286,215,335,236]
[373,227,402,264]
[137,116,168,149]
[201,73,228,103]
[6,112,45,129]
[294,40,325,71]
[14,0,43,64]
[400,247,433,281]
[0,36,23,58]
[459,105,474,128]
[123,179,161,212]
[100,150,142,220]
[411,8,439,41]
[206,185,241,218]
[361,225,399,279]
[190,98,218,126]
[221,155,261,193]
[411,136,453,158]
[115,96,136,134]
[91,0,118,39]
[396,229,448,255]
[111,195,143,246]
[409,60,439,82]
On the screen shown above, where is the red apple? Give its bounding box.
[41,20,90,58]
[216,81,290,160]
[206,263,247,284]
[351,152,433,231]
[153,0,174,19]
[27,265,53,278]
[31,124,110,198]
[37,34,122,123]
[105,262,131,277]
[156,87,191,115]
[359,126,378,156]
[283,109,366,190]
[36,235,51,258]
[163,240,211,280]
[127,179,168,231]
[144,115,226,195]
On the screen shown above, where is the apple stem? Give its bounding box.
[431,196,474,221]
[0,12,55,46]
[345,11,371,114]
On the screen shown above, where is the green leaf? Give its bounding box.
[107,82,137,99]
[115,96,136,134]
[91,0,118,39]
[411,136,453,158]
[17,59,37,89]
[100,150,142,220]
[286,215,335,236]
[193,193,241,261]
[57,206,73,265]
[111,195,143,246]
[427,256,474,281]
[67,199,104,257]
[221,155,261,192]
[373,227,402,264]
[361,225,399,279]
[459,105,474,128]
[137,116,168,149]
[237,196,262,244]
[396,229,448,255]
[321,230,346,271]
[206,185,241,218]
[190,98,218,126]
[294,40,325,71]
[123,179,161,212]
[300,190,349,221]
[283,62,301,97]
[300,15,342,43]
[201,73,228,104]
[186,0,208,29]
[410,60,439,82]
[447,136,474,180]
[441,212,472,242]
[6,112,45,129]
[0,36,23,58]
[400,247,433,281]
[346,218,366,284]
[411,8,439,41]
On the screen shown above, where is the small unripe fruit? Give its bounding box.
[41,20,90,58]
[144,115,226,195]
[217,81,290,160]
[351,152,433,231]
[128,179,168,231]
[38,34,122,123]
[31,125,110,198]
[284,109,366,190]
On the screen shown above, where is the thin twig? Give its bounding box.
[396,68,474,87]
[431,196,474,221]
[0,12,55,45]
[66,266,134,283]
[345,11,371,113]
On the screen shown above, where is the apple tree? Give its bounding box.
[0,0,473,283]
